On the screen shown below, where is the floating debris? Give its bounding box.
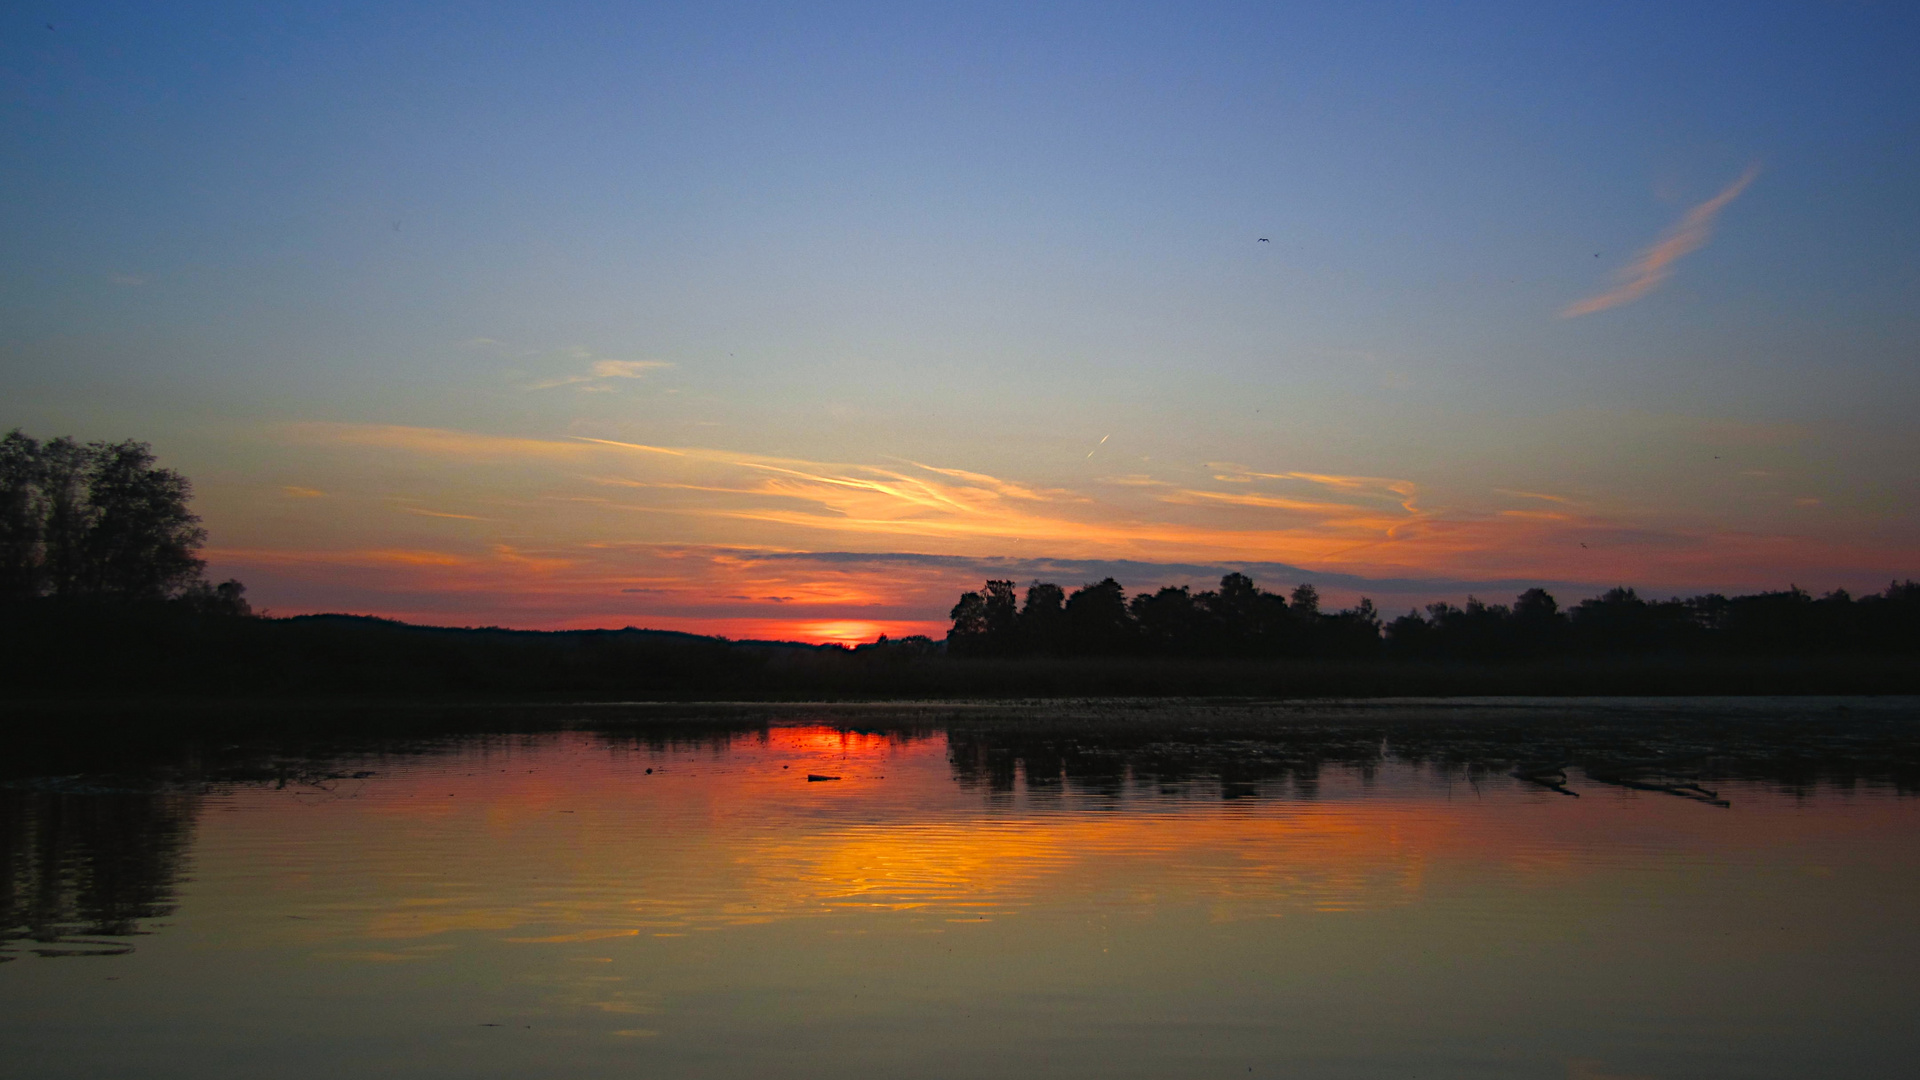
[1512,763,1579,797]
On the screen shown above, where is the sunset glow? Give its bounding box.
[8,11,1920,1080]
[6,5,1915,639]
[187,418,1917,640]
[217,728,1920,938]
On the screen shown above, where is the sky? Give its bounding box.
[4,1,1917,642]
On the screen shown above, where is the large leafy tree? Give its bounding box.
[0,430,238,607]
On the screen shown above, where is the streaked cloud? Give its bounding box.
[288,421,599,461]
[1161,489,1378,518]
[1562,164,1760,317]
[222,421,1907,639]
[398,506,492,522]
[217,420,1881,638]
[1494,489,1575,505]
[591,360,672,379]
[1210,465,1418,499]
[275,423,1853,578]
[526,354,675,391]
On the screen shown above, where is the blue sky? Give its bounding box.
[4,2,1917,637]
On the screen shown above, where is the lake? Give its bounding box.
[4,698,1918,1078]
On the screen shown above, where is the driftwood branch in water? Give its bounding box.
[1584,769,1730,807]
[1511,764,1579,797]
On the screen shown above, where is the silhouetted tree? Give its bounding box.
[0,431,43,601]
[1289,582,1320,616]
[982,580,1019,654]
[1713,586,1839,654]
[1019,581,1068,654]
[176,577,253,617]
[0,430,243,608]
[1065,578,1135,654]
[1384,607,1435,657]
[38,436,97,599]
[1318,597,1384,657]
[946,580,1020,656]
[1457,597,1515,659]
[1514,587,1558,621]
[1858,581,1920,653]
[1569,587,1699,654]
[74,439,206,600]
[1507,587,1566,657]
[1131,585,1201,654]
[947,590,989,655]
[1199,573,1286,654]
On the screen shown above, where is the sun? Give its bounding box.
[795,620,892,646]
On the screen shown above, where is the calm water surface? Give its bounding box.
[4,701,1918,1078]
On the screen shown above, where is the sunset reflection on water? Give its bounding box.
[4,719,1918,1080]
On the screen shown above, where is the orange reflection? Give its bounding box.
[73,722,1920,1080]
[207,726,1920,959]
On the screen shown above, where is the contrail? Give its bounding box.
[1562,164,1760,317]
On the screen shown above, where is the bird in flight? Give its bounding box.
[1257,238,1270,242]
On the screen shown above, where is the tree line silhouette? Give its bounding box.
[5,427,1917,700]
[1,430,247,614]
[948,575,1920,659]
[949,575,1381,658]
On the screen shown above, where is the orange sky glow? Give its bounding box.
[192,420,1916,642]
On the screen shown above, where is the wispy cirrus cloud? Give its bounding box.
[235,421,1909,639]
[1160,489,1378,518]
[285,424,1452,566]
[592,360,672,378]
[1210,464,1418,499]
[288,422,600,461]
[273,423,1772,579]
[1493,489,1575,505]
[525,353,674,391]
[398,506,493,522]
[1562,164,1760,317]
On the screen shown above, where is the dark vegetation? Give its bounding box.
[947,574,1920,661]
[8,588,1919,704]
[2,428,1918,704]
[1,430,247,613]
